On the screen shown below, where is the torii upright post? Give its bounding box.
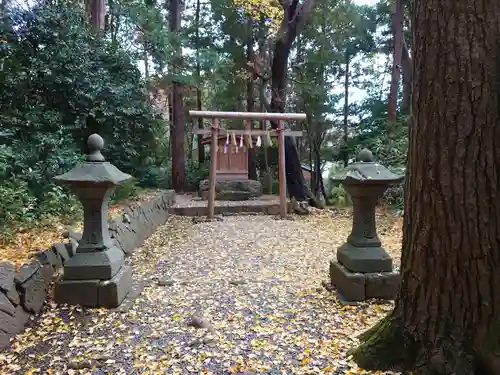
[277,120,287,218]
[208,118,219,219]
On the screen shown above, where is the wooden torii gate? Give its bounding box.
[189,111,306,219]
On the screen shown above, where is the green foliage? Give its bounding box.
[139,160,209,191]
[328,184,351,206]
[186,160,210,190]
[141,166,172,188]
[0,3,164,241]
[111,179,143,205]
[0,180,82,243]
[350,116,408,209]
[352,116,409,168]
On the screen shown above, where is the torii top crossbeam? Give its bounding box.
[189,110,307,121]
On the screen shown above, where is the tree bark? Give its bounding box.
[195,0,205,163]
[351,1,500,374]
[169,0,186,192]
[85,0,105,31]
[247,18,257,180]
[270,0,317,206]
[387,0,404,123]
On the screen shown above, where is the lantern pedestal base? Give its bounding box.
[329,261,400,302]
[336,243,393,273]
[62,246,125,280]
[54,265,132,308]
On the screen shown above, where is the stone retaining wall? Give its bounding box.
[108,190,175,256]
[0,189,175,350]
[0,242,76,349]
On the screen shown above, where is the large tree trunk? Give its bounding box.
[387,0,404,122]
[169,0,186,192]
[351,1,500,374]
[270,0,317,206]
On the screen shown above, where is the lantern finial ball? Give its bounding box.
[87,133,105,162]
[357,148,374,162]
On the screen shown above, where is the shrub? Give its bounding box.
[0,2,163,241]
[328,184,351,206]
[111,179,143,204]
[139,165,171,189]
[186,161,210,190]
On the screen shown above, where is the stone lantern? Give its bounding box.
[329,148,404,301]
[52,134,133,308]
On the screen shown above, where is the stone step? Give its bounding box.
[170,203,291,216]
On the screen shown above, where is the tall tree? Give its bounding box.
[352,1,500,374]
[270,0,317,206]
[169,0,186,192]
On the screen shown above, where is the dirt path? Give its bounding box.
[0,212,402,375]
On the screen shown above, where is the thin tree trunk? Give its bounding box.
[387,0,404,123]
[247,18,257,180]
[257,17,271,194]
[343,51,349,167]
[82,0,105,152]
[169,0,186,192]
[308,132,314,192]
[85,0,105,31]
[401,3,413,113]
[143,42,149,78]
[195,0,204,163]
[401,43,411,113]
[313,140,322,199]
[352,0,500,374]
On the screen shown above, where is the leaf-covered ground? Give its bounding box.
[0,209,402,375]
[0,189,162,269]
